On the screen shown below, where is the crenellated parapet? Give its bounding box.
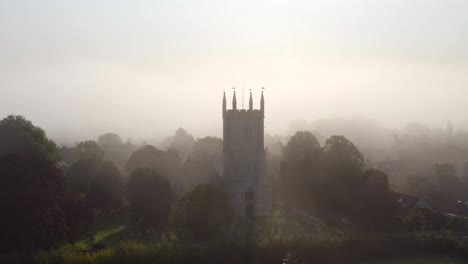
[223,89,264,119]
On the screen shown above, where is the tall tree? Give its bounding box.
[431,163,464,207]
[0,115,59,162]
[88,162,123,211]
[359,169,397,230]
[173,184,232,241]
[126,145,181,187]
[321,135,365,218]
[191,137,223,164]
[0,154,69,252]
[280,131,322,209]
[66,157,101,194]
[74,140,104,162]
[128,168,172,227]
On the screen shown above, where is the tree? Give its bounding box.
[97,133,123,146]
[183,137,223,191]
[74,140,104,162]
[191,137,223,164]
[159,128,196,159]
[66,157,101,194]
[280,131,322,209]
[359,169,397,230]
[0,115,59,162]
[173,184,232,241]
[128,168,172,227]
[0,154,69,252]
[321,135,365,218]
[126,145,181,187]
[88,162,123,211]
[97,133,135,171]
[431,163,464,207]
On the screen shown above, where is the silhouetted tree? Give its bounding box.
[182,137,223,191]
[97,132,135,171]
[97,133,123,146]
[66,157,101,194]
[88,162,123,211]
[0,115,59,162]
[359,169,397,230]
[191,137,223,164]
[62,191,92,235]
[321,135,365,218]
[126,145,181,191]
[74,140,104,162]
[0,154,69,252]
[280,131,322,209]
[173,184,232,241]
[159,128,196,160]
[128,168,171,227]
[431,163,464,207]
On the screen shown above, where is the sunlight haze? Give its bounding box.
[1,0,467,144]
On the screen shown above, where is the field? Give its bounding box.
[353,256,466,264]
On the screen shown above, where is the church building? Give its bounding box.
[222,90,272,222]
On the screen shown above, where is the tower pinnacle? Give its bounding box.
[249,90,253,110]
[222,91,226,117]
[260,88,265,115]
[232,89,237,110]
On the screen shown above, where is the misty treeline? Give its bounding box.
[1,114,468,254]
[0,115,230,253]
[286,118,468,201]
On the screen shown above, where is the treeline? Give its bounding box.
[279,131,396,231]
[0,115,229,253]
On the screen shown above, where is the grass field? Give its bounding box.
[58,210,128,252]
[352,256,466,264]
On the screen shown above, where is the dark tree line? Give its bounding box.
[280,131,397,230]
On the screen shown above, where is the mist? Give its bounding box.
[1,0,468,145]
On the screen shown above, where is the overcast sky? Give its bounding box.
[1,0,467,144]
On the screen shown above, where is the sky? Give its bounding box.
[1,0,467,144]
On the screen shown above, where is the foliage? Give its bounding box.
[128,168,172,227]
[4,232,468,264]
[66,157,101,194]
[88,162,123,211]
[97,133,123,146]
[358,169,398,231]
[431,163,464,207]
[173,184,232,241]
[402,209,454,232]
[0,115,60,162]
[280,131,322,209]
[126,145,181,192]
[74,141,104,161]
[191,136,223,164]
[0,154,69,252]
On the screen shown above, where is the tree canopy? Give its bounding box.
[0,154,69,252]
[128,168,172,227]
[173,184,232,241]
[88,162,123,211]
[0,115,59,162]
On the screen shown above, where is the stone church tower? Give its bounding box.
[223,90,272,221]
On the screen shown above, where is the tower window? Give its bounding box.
[245,190,254,201]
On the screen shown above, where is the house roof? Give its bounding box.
[392,191,432,210]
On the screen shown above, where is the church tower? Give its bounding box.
[223,89,272,221]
